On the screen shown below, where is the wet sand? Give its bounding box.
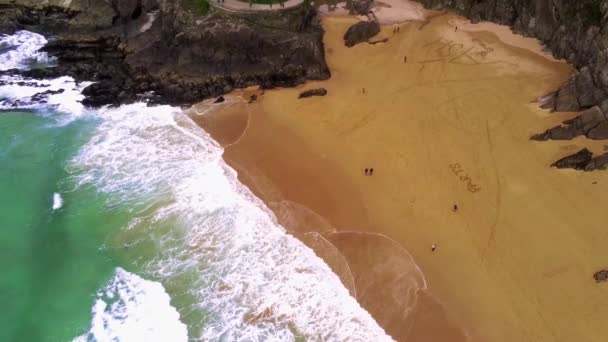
[191,14,608,342]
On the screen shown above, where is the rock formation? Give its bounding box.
[594,270,608,283]
[0,0,330,106]
[298,87,327,98]
[344,20,380,47]
[414,0,608,170]
[551,148,608,171]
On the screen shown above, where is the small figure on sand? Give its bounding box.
[431,243,437,252]
[455,26,458,32]
[365,168,369,175]
[369,168,374,176]
[362,88,366,94]
[453,204,458,212]
[404,56,407,63]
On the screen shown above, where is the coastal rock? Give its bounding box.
[551,148,593,170]
[347,0,374,15]
[585,152,608,171]
[0,0,330,107]
[344,20,380,48]
[594,270,608,283]
[414,0,608,119]
[417,0,608,171]
[532,103,608,141]
[298,88,327,98]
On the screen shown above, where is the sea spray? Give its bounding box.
[0,31,53,70]
[1,29,394,341]
[74,268,189,342]
[52,192,63,210]
[70,103,394,341]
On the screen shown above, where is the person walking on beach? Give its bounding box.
[365,168,369,175]
[369,168,374,176]
[404,56,407,63]
[431,243,437,252]
[453,204,458,212]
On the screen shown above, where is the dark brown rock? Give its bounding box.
[551,148,593,170]
[344,20,380,48]
[347,0,374,15]
[585,152,608,171]
[414,0,608,114]
[0,1,330,107]
[299,88,328,98]
[594,270,608,283]
[531,105,608,141]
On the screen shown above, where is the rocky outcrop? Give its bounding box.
[0,0,330,106]
[551,148,594,170]
[415,0,608,113]
[532,102,608,141]
[298,87,327,98]
[551,148,608,171]
[344,20,380,47]
[414,1,608,170]
[594,270,608,283]
[347,0,374,16]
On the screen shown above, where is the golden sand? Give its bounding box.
[191,14,608,342]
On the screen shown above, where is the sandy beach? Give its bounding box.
[190,13,608,342]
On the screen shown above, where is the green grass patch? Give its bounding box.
[181,0,210,15]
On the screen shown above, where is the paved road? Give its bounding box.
[209,0,305,12]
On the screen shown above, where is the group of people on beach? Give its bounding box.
[364,168,374,176]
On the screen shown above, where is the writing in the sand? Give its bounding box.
[449,163,481,193]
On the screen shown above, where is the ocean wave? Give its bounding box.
[2,30,392,342]
[0,30,54,70]
[52,192,63,210]
[73,268,189,342]
[70,103,393,341]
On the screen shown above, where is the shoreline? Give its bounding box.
[191,12,608,342]
[189,86,470,341]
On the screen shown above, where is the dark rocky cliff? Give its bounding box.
[0,0,329,106]
[416,0,608,170]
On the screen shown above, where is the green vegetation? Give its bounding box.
[181,0,210,15]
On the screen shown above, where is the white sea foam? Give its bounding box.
[70,103,393,341]
[0,30,53,70]
[0,75,91,116]
[0,30,89,118]
[74,268,189,342]
[3,30,392,342]
[52,192,63,210]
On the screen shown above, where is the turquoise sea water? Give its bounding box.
[0,111,119,341]
[0,30,393,342]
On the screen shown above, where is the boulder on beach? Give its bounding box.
[594,270,608,283]
[298,88,328,98]
[551,148,593,170]
[344,20,380,48]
